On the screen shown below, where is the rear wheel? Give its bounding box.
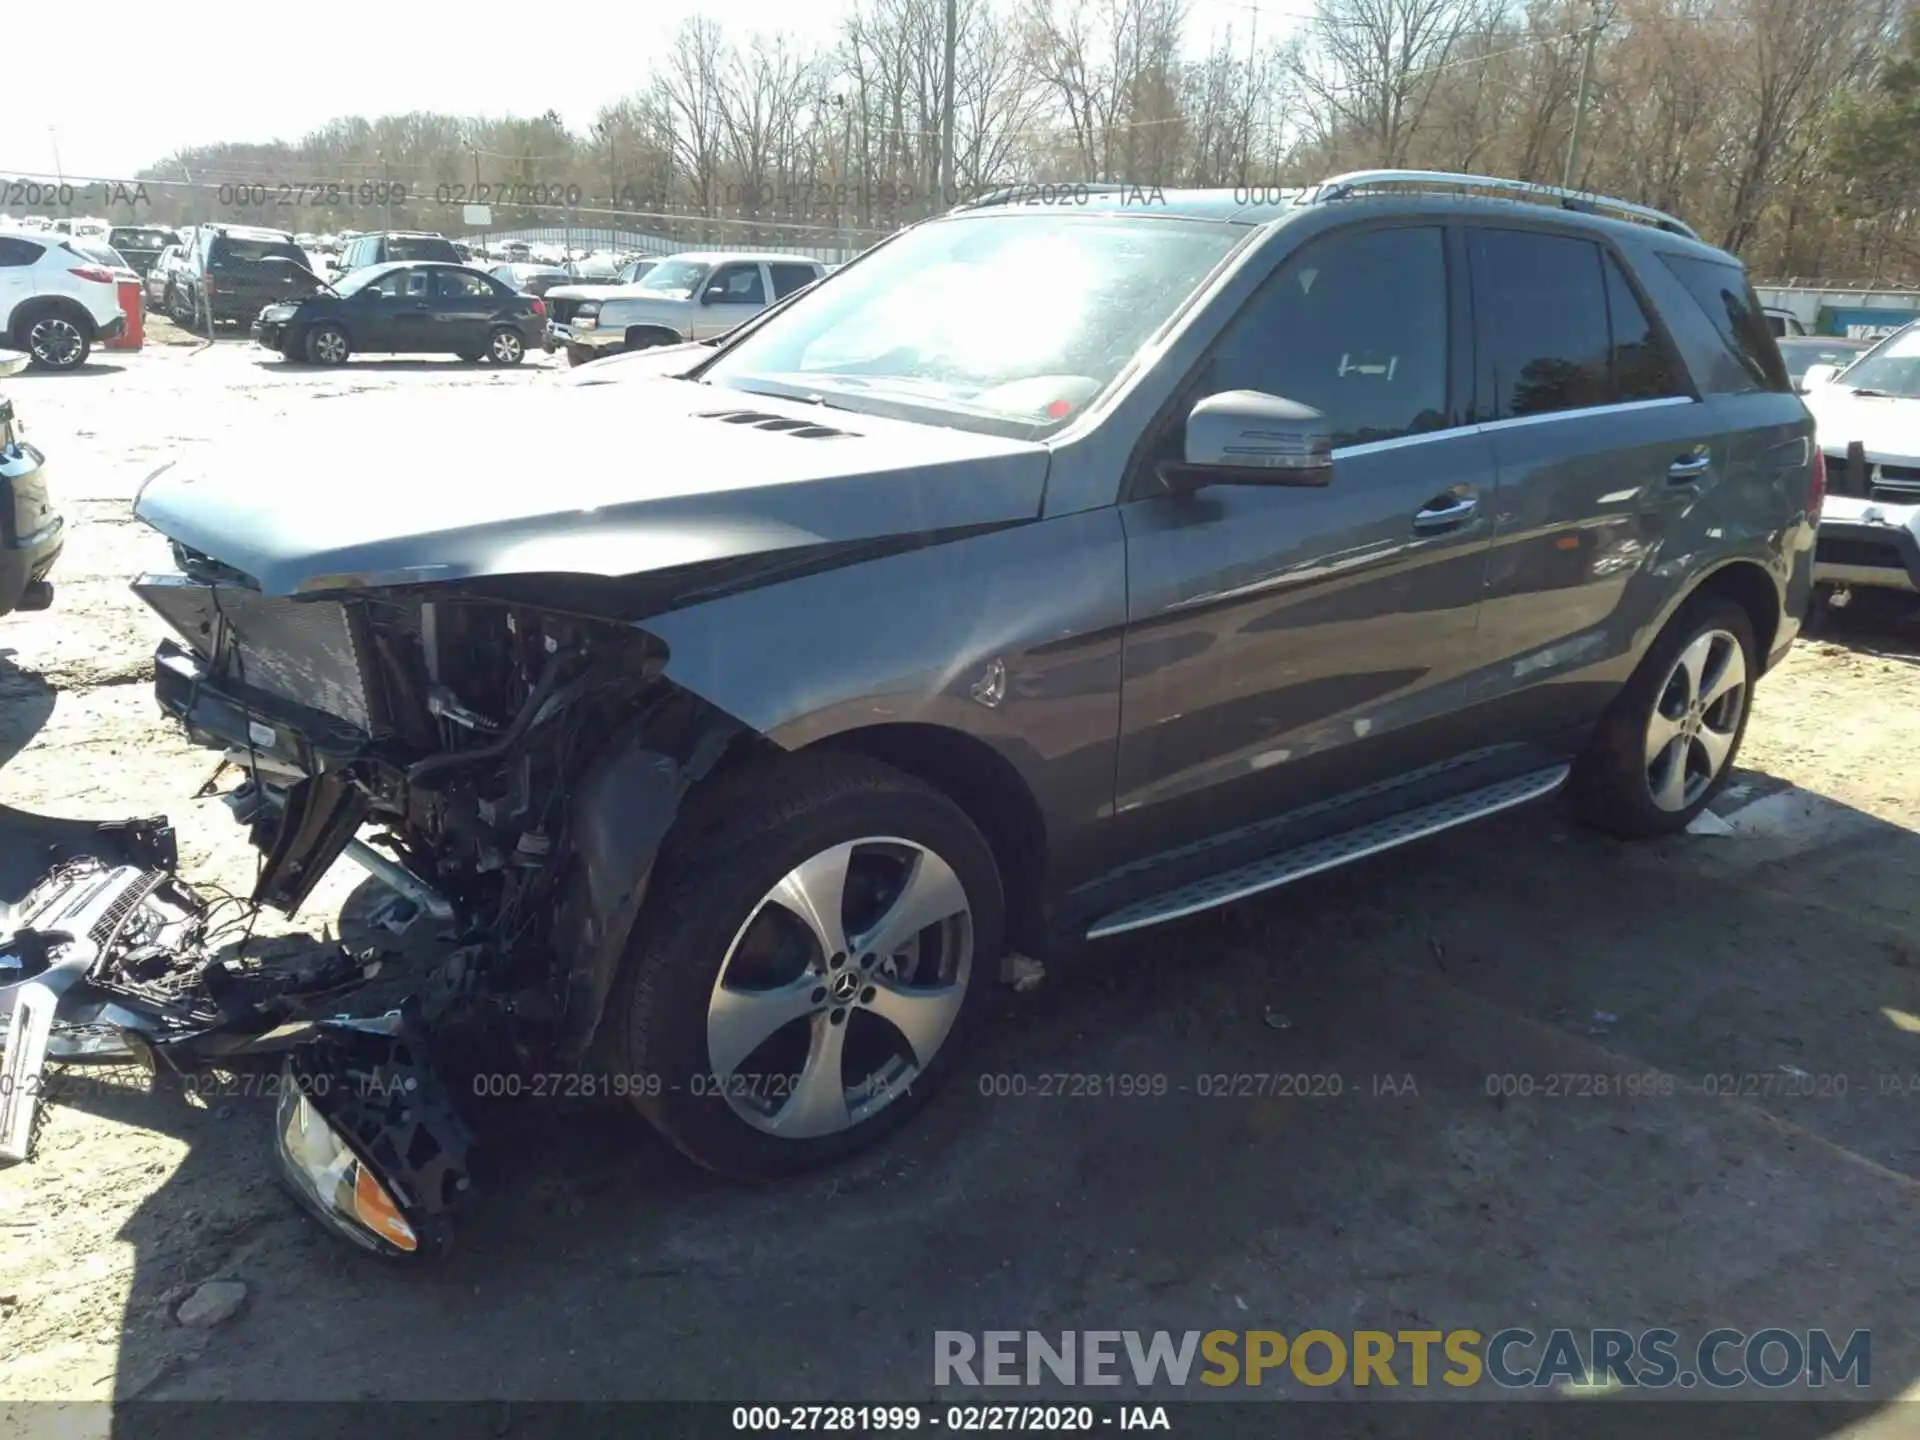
[487,327,525,365]
[1572,594,1756,838]
[15,306,91,371]
[305,323,351,366]
[624,327,678,352]
[612,753,1004,1179]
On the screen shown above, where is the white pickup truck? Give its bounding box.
[553,251,827,365]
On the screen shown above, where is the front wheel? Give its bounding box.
[1572,594,1757,838]
[487,327,525,365]
[305,323,351,366]
[612,753,1004,1179]
[566,344,596,367]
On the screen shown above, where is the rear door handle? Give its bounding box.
[1413,492,1478,532]
[1668,450,1712,481]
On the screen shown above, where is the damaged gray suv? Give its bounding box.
[0,172,1818,1257]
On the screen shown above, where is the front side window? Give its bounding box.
[708,263,767,304]
[700,213,1246,436]
[1203,225,1450,448]
[1473,228,1612,419]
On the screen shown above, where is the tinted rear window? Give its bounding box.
[213,236,304,265]
[1658,254,1792,394]
[386,236,459,262]
[110,228,174,250]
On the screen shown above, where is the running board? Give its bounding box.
[1085,765,1571,940]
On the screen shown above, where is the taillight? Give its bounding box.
[68,266,114,284]
[1809,447,1826,522]
[530,298,547,317]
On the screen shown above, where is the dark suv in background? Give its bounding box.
[31,170,1817,1257]
[106,226,181,278]
[172,224,323,328]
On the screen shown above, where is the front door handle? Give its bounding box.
[1668,449,1712,481]
[1413,492,1478,532]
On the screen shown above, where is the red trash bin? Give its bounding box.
[104,277,144,351]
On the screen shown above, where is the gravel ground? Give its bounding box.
[0,329,1916,1428]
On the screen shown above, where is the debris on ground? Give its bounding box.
[174,1281,247,1329]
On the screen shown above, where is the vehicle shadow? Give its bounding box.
[7,362,130,379]
[2,773,1910,1418]
[1804,590,1920,662]
[0,646,57,772]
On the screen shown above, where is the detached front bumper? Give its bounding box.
[1814,497,1920,593]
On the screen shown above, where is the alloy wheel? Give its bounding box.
[314,330,348,364]
[28,317,83,369]
[490,330,523,363]
[705,837,973,1140]
[1644,628,1747,812]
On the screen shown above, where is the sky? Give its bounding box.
[3,0,1287,182]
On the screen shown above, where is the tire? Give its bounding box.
[1572,593,1757,838]
[305,323,351,366]
[624,327,676,352]
[168,289,196,329]
[487,327,525,365]
[566,344,596,367]
[611,751,1004,1180]
[15,306,91,371]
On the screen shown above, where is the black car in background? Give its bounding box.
[487,263,575,298]
[174,224,324,328]
[251,261,545,365]
[106,225,181,278]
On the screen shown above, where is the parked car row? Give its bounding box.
[1799,321,1920,601]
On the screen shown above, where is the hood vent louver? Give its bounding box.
[696,409,856,440]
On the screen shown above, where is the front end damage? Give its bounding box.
[0,546,740,1257]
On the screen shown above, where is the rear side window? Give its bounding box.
[1602,254,1686,401]
[769,262,820,299]
[1657,254,1792,394]
[0,237,46,266]
[1472,228,1612,419]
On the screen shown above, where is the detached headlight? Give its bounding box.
[276,1086,419,1255]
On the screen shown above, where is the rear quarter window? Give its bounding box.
[1657,253,1792,394]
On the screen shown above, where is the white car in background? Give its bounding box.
[1802,320,1920,599]
[0,229,130,370]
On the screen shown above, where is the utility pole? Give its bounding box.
[1562,4,1603,191]
[1241,5,1260,187]
[938,0,958,205]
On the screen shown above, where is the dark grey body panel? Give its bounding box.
[132,380,1051,597]
[639,508,1129,894]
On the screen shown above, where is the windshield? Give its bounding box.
[1779,340,1868,389]
[700,213,1246,434]
[638,259,711,297]
[110,228,174,250]
[332,267,393,297]
[1826,324,1920,398]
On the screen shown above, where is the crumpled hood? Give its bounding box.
[133,377,1050,597]
[1802,387,1920,464]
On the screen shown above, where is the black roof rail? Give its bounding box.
[1296,169,1699,240]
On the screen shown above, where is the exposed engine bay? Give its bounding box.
[0,543,743,1257]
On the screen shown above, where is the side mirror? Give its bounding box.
[702,286,726,305]
[1798,363,1839,392]
[1174,390,1333,488]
